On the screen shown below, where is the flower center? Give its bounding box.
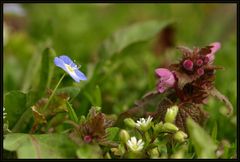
[66,64,75,73]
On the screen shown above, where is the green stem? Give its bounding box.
[43,73,66,111]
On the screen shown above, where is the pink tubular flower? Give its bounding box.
[206,42,221,64]
[155,68,176,93]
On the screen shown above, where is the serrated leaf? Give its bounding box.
[186,118,217,158]
[4,133,78,158]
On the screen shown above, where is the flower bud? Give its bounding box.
[148,147,159,158]
[153,121,164,133]
[162,122,179,133]
[196,59,203,66]
[84,135,92,143]
[120,129,130,143]
[197,68,204,76]
[124,118,136,128]
[173,131,188,143]
[203,56,209,64]
[183,59,193,71]
[164,105,178,123]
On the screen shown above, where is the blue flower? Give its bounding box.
[54,55,87,82]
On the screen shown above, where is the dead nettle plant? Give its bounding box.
[116,42,233,132]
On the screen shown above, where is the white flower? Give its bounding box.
[127,137,144,152]
[135,116,153,131]
[3,107,7,119]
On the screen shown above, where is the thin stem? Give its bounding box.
[43,73,66,111]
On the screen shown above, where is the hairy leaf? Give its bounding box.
[209,87,233,116]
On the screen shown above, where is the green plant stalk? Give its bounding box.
[43,73,66,111]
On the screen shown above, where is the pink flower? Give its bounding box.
[206,42,221,64]
[155,68,176,93]
[183,59,193,71]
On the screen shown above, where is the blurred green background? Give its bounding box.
[3,3,236,145]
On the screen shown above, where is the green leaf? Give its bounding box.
[56,86,81,101]
[95,85,102,107]
[21,52,42,93]
[83,85,102,107]
[211,122,218,142]
[106,127,120,141]
[38,47,56,96]
[186,118,217,158]
[4,91,27,130]
[76,144,103,159]
[4,133,78,158]
[4,91,40,133]
[99,20,173,58]
[66,101,79,123]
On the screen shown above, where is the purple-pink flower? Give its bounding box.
[155,68,176,93]
[206,42,221,64]
[183,59,193,71]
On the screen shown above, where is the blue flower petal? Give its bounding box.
[54,55,87,83]
[54,57,68,72]
[68,72,81,82]
[59,55,77,67]
[75,69,87,81]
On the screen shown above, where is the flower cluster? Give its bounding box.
[155,42,221,104]
[112,106,188,158]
